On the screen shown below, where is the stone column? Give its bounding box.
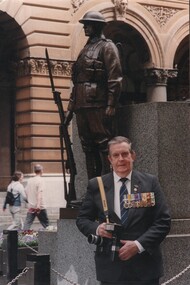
[144,68,177,102]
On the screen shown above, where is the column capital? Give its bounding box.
[144,68,178,86]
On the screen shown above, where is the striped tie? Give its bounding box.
[120,178,128,225]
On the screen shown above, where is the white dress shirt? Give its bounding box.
[113,171,145,253]
[113,171,132,218]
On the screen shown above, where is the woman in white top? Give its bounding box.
[3,171,27,230]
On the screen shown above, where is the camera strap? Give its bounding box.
[97,176,110,223]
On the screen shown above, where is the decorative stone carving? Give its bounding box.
[143,5,181,27]
[112,0,128,18]
[17,58,73,77]
[144,68,178,85]
[71,0,86,13]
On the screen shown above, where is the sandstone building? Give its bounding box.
[0,0,189,203]
[0,1,189,283]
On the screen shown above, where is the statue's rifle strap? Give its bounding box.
[97,177,109,224]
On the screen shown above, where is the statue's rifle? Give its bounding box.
[45,48,77,207]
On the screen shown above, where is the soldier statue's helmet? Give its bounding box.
[79,11,106,25]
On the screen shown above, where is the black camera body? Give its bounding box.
[88,223,123,261]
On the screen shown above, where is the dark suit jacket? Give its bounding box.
[76,170,171,283]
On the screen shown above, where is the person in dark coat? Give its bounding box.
[76,136,171,285]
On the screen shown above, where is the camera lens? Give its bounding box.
[88,234,103,246]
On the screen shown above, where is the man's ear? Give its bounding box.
[108,155,112,164]
[131,150,136,161]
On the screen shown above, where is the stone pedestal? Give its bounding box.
[117,102,190,218]
[161,235,190,285]
[38,102,190,285]
[38,219,98,285]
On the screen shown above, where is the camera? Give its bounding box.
[88,234,103,246]
[88,223,123,261]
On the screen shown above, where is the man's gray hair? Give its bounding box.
[108,136,132,153]
[34,164,43,173]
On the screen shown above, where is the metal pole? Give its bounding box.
[2,230,8,283]
[26,254,50,285]
[2,230,18,284]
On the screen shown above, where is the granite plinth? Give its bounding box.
[117,102,190,218]
[72,115,88,199]
[39,220,98,285]
[38,220,190,285]
[161,235,190,285]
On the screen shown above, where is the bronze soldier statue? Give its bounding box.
[65,11,122,179]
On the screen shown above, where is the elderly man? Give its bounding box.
[76,136,171,285]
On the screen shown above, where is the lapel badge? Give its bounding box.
[133,185,139,193]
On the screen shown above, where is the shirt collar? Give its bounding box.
[113,171,132,183]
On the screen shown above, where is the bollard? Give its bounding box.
[2,230,8,283]
[2,230,18,284]
[26,254,50,285]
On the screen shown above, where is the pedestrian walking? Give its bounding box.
[23,164,49,230]
[3,170,27,230]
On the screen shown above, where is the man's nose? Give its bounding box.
[118,154,124,160]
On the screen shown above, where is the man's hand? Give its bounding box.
[97,222,112,239]
[36,208,41,214]
[118,240,139,261]
[105,106,115,117]
[29,208,41,214]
